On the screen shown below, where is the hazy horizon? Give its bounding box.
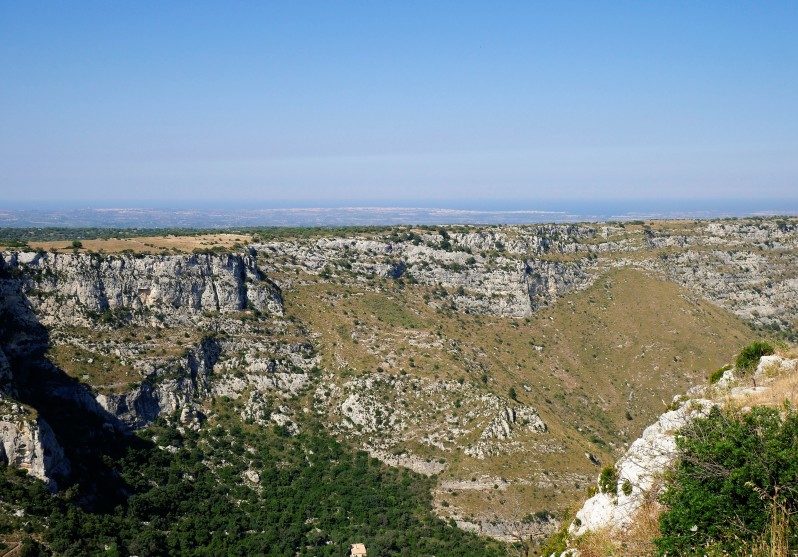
[2,200,797,229]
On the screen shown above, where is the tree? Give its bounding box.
[656,405,798,555]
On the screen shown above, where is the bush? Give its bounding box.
[622,479,632,496]
[598,466,618,494]
[19,536,47,557]
[71,240,83,249]
[708,364,732,384]
[735,341,774,372]
[539,520,570,556]
[656,406,798,555]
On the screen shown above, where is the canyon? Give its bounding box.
[1,217,796,550]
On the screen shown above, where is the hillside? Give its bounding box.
[555,345,798,556]
[0,217,796,554]
[287,267,751,536]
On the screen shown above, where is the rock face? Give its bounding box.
[0,271,70,488]
[260,218,798,329]
[455,513,559,544]
[0,250,305,487]
[95,336,221,428]
[0,250,283,327]
[258,233,597,317]
[569,398,714,537]
[0,397,70,490]
[524,260,591,312]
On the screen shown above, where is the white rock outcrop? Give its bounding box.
[466,405,547,459]
[755,354,798,378]
[0,397,70,490]
[1,250,283,327]
[569,398,714,537]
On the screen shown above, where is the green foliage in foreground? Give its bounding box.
[735,341,774,372]
[708,364,732,384]
[0,422,506,557]
[656,405,798,556]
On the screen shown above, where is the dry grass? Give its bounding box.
[572,530,618,556]
[286,267,753,523]
[614,502,662,556]
[732,365,798,408]
[777,345,798,359]
[30,233,252,254]
[46,325,201,394]
[571,499,662,556]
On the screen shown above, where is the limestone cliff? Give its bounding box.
[0,397,70,490]
[1,250,283,327]
[259,218,798,329]
[0,272,69,488]
[0,251,303,487]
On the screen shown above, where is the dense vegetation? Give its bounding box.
[0,418,506,556]
[656,405,798,556]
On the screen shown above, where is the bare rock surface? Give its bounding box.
[0,396,70,489]
[569,398,714,537]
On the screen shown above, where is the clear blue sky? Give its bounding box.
[1,2,796,209]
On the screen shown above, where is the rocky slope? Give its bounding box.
[0,251,312,489]
[560,352,798,555]
[259,218,798,331]
[0,217,795,545]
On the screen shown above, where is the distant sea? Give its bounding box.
[0,200,796,228]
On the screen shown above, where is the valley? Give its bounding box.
[0,217,796,555]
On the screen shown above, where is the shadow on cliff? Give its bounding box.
[0,268,155,511]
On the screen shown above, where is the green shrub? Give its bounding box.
[656,406,798,555]
[19,536,46,557]
[1,239,31,250]
[735,341,774,372]
[622,479,632,496]
[71,240,83,249]
[598,465,618,494]
[708,363,732,384]
[539,518,570,556]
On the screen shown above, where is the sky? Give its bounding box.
[1,2,797,210]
